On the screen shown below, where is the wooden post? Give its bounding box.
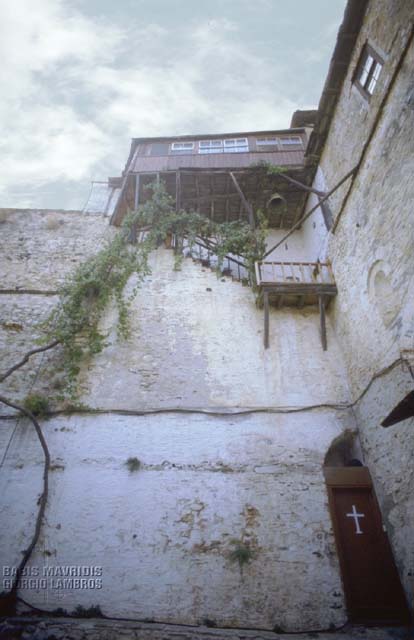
[264,291,270,349]
[210,175,215,221]
[134,174,140,210]
[319,295,327,351]
[125,174,140,243]
[195,174,200,213]
[229,172,255,228]
[176,171,181,212]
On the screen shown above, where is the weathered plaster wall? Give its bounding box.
[315,0,414,602]
[0,209,110,290]
[0,209,110,416]
[1,412,350,631]
[265,229,311,262]
[81,248,350,410]
[0,208,355,630]
[315,0,414,220]
[0,616,404,640]
[301,168,330,263]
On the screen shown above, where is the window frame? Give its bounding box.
[198,139,224,154]
[278,136,303,148]
[223,137,249,153]
[354,43,384,100]
[170,141,195,153]
[256,137,278,146]
[198,138,249,154]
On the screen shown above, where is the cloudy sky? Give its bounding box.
[0,0,346,210]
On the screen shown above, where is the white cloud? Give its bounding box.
[89,17,296,136]
[0,2,305,208]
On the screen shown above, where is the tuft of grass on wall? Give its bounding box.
[23,393,50,417]
[125,457,141,472]
[229,540,254,569]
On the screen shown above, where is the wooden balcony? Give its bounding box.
[255,260,337,350]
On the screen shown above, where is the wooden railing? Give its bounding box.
[255,261,335,287]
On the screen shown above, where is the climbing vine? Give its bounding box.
[33,180,269,398]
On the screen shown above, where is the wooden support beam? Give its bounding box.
[127,175,139,243]
[263,166,358,258]
[210,175,215,221]
[109,172,129,226]
[229,172,255,228]
[182,192,240,205]
[319,295,327,351]
[319,196,334,230]
[298,295,305,308]
[277,294,284,309]
[176,171,181,212]
[195,174,200,213]
[276,171,325,197]
[264,292,270,349]
[134,174,140,210]
[225,175,230,223]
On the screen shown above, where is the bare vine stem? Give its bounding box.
[0,340,60,384]
[0,394,50,611]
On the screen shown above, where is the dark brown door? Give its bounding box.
[325,467,411,625]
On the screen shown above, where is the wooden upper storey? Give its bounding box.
[128,129,307,173]
[110,127,312,228]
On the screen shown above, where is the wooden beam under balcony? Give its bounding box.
[256,260,337,350]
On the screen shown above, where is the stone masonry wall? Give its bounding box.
[316,0,414,602]
[0,209,111,415]
[0,208,355,631]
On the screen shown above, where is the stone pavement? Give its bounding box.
[0,618,412,640]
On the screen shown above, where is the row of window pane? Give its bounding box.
[257,136,302,146]
[170,136,302,153]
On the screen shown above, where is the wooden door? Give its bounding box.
[325,467,411,625]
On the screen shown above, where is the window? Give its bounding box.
[279,136,303,147]
[199,140,223,154]
[170,142,194,154]
[223,138,248,152]
[355,44,383,99]
[256,137,278,146]
[198,138,248,154]
[149,143,169,156]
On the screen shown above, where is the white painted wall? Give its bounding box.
[0,211,354,630]
[1,411,349,630]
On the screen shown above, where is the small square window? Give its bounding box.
[354,44,383,99]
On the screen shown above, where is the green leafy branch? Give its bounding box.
[2,181,268,400]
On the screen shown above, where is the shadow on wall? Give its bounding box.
[324,429,364,467]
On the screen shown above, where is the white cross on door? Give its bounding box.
[346,504,365,534]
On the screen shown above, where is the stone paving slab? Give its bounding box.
[0,618,412,640]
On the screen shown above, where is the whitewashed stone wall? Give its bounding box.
[0,208,356,631]
[0,209,111,414]
[80,249,350,411]
[314,0,414,602]
[1,411,351,630]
